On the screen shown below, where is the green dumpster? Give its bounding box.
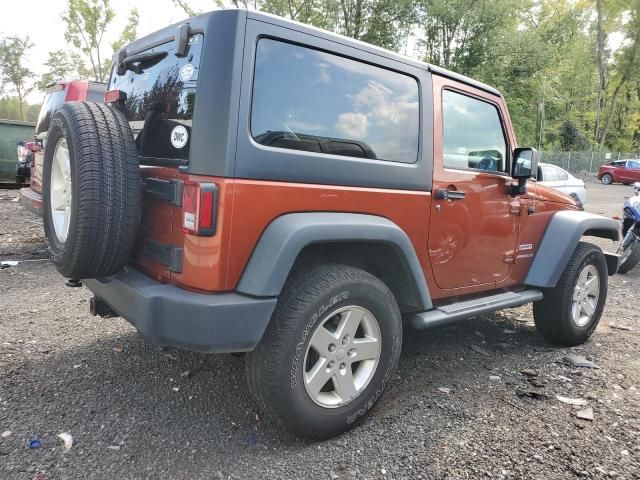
[0,119,35,183]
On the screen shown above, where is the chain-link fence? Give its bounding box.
[540,151,640,175]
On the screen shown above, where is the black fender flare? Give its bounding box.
[525,211,619,288]
[236,212,432,310]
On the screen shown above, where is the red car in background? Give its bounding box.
[19,80,105,215]
[598,159,640,185]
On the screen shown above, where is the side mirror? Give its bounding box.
[508,147,540,196]
[512,147,540,179]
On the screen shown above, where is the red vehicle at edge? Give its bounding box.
[598,159,640,185]
[19,80,105,215]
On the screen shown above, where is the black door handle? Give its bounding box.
[435,188,466,200]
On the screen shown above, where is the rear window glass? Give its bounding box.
[35,90,66,135]
[251,39,420,163]
[108,34,203,162]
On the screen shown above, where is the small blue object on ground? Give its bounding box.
[28,439,42,449]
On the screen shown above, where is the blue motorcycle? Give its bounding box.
[618,182,640,274]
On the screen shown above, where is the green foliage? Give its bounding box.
[0,96,40,122]
[36,0,640,150]
[112,8,140,52]
[58,0,138,83]
[37,50,88,90]
[0,36,36,120]
[559,120,589,151]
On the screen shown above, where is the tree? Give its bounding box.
[597,0,640,149]
[559,119,589,151]
[0,36,36,120]
[37,50,87,90]
[62,0,115,82]
[111,8,140,52]
[47,1,138,85]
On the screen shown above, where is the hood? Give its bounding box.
[530,182,581,208]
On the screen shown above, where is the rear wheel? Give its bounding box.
[617,234,640,274]
[601,173,613,185]
[245,264,402,439]
[43,102,140,279]
[533,242,607,346]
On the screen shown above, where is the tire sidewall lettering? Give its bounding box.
[290,290,350,389]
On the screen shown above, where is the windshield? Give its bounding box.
[108,33,203,163]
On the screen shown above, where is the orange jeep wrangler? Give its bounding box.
[41,10,619,439]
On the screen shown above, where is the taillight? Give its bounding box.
[104,89,127,103]
[16,144,28,162]
[182,181,218,236]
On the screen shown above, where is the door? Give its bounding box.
[428,78,519,290]
[625,160,640,182]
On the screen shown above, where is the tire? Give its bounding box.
[601,173,613,185]
[245,264,402,439]
[43,102,140,279]
[533,242,607,346]
[617,237,640,274]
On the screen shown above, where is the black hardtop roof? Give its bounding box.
[120,8,500,97]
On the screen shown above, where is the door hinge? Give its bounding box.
[143,178,183,206]
[509,202,522,216]
[144,240,183,273]
[503,250,516,264]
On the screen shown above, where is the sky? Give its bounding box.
[0,0,216,102]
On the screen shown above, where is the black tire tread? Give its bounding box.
[43,101,140,279]
[617,239,640,274]
[533,242,607,346]
[245,263,400,434]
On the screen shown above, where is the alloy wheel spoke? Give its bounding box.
[62,206,71,237]
[352,337,379,362]
[304,358,331,396]
[572,285,582,302]
[582,298,596,316]
[310,326,338,354]
[335,309,363,341]
[585,276,599,296]
[52,186,66,210]
[56,144,70,179]
[334,368,357,401]
[571,301,581,324]
[577,267,589,287]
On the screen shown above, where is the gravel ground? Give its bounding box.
[1,184,639,480]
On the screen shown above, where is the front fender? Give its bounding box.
[525,211,619,288]
[236,212,432,310]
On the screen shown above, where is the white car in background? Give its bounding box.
[536,162,587,205]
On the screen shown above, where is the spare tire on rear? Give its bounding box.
[43,101,140,279]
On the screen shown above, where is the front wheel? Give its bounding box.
[617,232,640,274]
[245,264,402,439]
[601,173,613,185]
[533,242,608,346]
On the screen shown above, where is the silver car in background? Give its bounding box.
[537,162,587,205]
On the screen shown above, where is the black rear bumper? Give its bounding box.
[19,187,43,217]
[84,267,277,353]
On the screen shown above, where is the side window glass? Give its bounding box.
[556,167,569,181]
[442,90,507,173]
[251,39,420,163]
[541,165,559,181]
[628,160,640,169]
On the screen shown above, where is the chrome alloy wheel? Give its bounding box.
[303,306,382,408]
[571,265,600,327]
[50,138,72,242]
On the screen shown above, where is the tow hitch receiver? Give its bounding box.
[89,297,117,318]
